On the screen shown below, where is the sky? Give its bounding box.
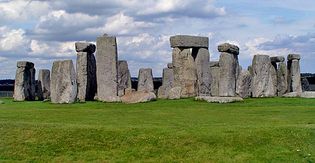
[0,0,315,79]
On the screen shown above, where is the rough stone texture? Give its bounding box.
[76,52,97,102]
[158,68,174,99]
[137,68,154,92]
[75,42,96,53]
[167,63,173,69]
[251,55,277,97]
[195,48,211,96]
[236,70,252,98]
[195,96,243,103]
[168,86,181,100]
[219,52,238,97]
[270,56,285,63]
[13,61,36,101]
[277,62,288,96]
[117,60,132,97]
[287,56,302,93]
[287,54,301,61]
[302,77,310,91]
[170,35,208,48]
[96,35,120,102]
[172,47,197,97]
[121,91,156,104]
[50,60,77,104]
[210,62,220,97]
[209,61,219,67]
[37,69,50,100]
[283,91,315,98]
[218,43,239,55]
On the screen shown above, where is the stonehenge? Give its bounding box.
[13,61,36,101]
[13,34,307,104]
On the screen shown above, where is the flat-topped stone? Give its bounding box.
[287,54,301,60]
[75,42,96,53]
[195,96,243,104]
[170,35,208,48]
[209,61,219,67]
[218,43,239,55]
[270,56,285,63]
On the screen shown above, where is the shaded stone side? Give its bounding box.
[195,48,211,96]
[13,61,36,101]
[50,60,77,104]
[158,68,174,99]
[96,35,120,102]
[137,68,154,92]
[219,52,238,97]
[118,60,132,96]
[277,62,288,96]
[37,69,50,100]
[210,62,220,97]
[236,70,252,98]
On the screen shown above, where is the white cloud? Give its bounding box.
[0,26,29,52]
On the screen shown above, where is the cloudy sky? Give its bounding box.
[1,0,315,79]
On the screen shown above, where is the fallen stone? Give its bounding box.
[236,70,252,98]
[270,56,285,63]
[282,91,315,98]
[138,68,154,92]
[195,96,243,104]
[287,54,301,61]
[218,43,239,55]
[121,91,156,104]
[170,35,209,48]
[219,52,238,97]
[195,48,211,96]
[75,42,96,53]
[168,86,181,100]
[50,60,77,104]
[37,69,50,100]
[13,61,36,101]
[118,60,132,96]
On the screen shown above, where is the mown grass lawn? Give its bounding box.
[0,97,315,162]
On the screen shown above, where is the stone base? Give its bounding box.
[282,91,315,98]
[195,96,243,104]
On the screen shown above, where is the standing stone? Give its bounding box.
[96,35,120,102]
[118,60,132,96]
[210,61,220,96]
[251,55,277,97]
[37,69,50,100]
[277,62,288,96]
[158,68,174,99]
[287,54,302,93]
[195,48,211,96]
[50,60,77,104]
[13,61,36,101]
[236,70,252,98]
[137,68,154,92]
[302,77,310,91]
[172,47,197,97]
[76,52,97,102]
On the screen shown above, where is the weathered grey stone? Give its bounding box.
[170,35,208,48]
[37,69,50,100]
[270,56,285,63]
[158,68,174,99]
[121,91,156,104]
[302,77,310,91]
[75,42,96,53]
[137,68,154,92]
[287,55,302,93]
[195,48,211,96]
[118,60,132,97]
[167,63,173,69]
[218,43,239,55]
[195,96,243,103]
[287,54,301,61]
[76,52,97,102]
[50,60,77,104]
[209,61,219,67]
[277,62,288,96]
[251,55,277,97]
[283,91,315,98]
[96,35,120,102]
[168,86,181,100]
[236,70,252,98]
[172,47,197,97]
[219,52,238,97]
[210,64,220,97]
[13,61,36,101]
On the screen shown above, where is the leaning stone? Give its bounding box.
[236,70,252,98]
[37,69,50,100]
[75,42,96,53]
[287,54,301,61]
[13,61,36,101]
[121,91,156,104]
[219,52,238,97]
[158,68,174,99]
[277,62,288,96]
[210,62,220,97]
[251,55,277,97]
[168,86,181,100]
[218,43,239,55]
[170,35,208,48]
[96,35,120,102]
[50,60,77,104]
[195,96,243,103]
[195,48,211,96]
[76,52,97,102]
[287,55,302,93]
[118,60,132,97]
[167,63,173,69]
[270,56,285,63]
[137,68,154,92]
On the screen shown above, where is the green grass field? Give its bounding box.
[0,98,315,162]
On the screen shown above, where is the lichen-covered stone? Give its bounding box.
[236,70,252,98]
[219,52,238,97]
[195,48,211,96]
